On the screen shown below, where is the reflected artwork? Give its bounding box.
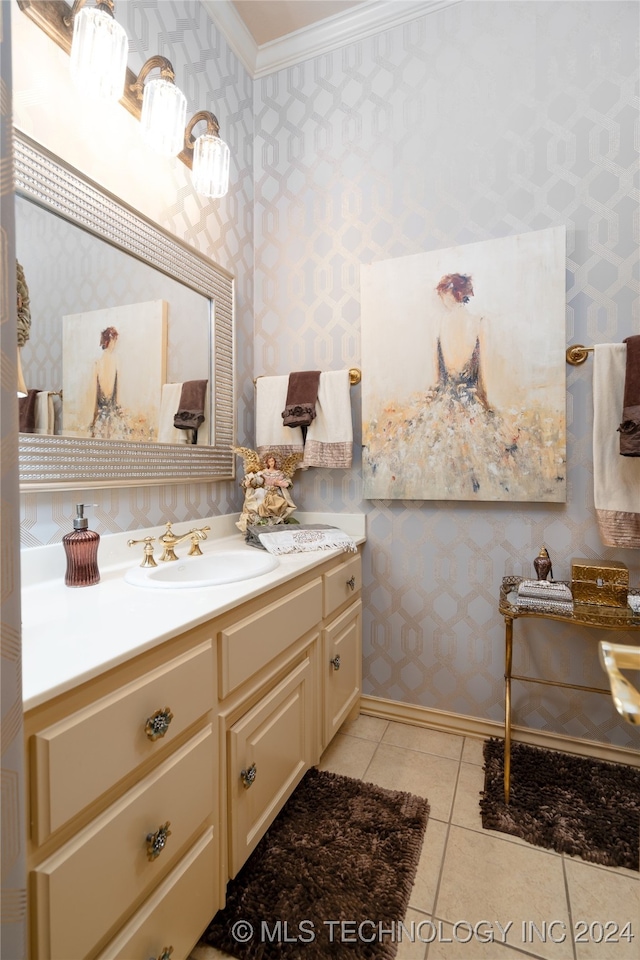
[361,227,566,502]
[62,300,167,441]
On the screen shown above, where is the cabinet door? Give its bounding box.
[228,654,315,877]
[323,601,362,749]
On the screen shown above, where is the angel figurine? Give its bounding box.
[233,447,303,532]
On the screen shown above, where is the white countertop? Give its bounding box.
[21,513,366,712]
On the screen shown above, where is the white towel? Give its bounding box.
[593,344,640,548]
[34,391,55,435]
[258,527,357,555]
[157,382,212,445]
[256,375,304,460]
[302,370,353,469]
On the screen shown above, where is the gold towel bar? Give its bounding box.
[566,344,593,365]
[254,367,361,386]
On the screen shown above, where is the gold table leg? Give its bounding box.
[504,616,513,804]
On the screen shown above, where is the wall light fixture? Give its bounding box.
[18,0,231,197]
[68,0,128,101]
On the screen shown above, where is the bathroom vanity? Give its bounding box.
[21,515,364,960]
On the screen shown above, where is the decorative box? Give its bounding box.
[571,559,629,607]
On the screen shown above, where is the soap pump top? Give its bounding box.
[63,503,100,587]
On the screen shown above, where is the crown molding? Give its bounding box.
[202,0,460,79]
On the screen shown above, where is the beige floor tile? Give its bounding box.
[409,818,449,915]
[451,761,485,831]
[426,920,540,959]
[339,712,389,741]
[382,721,464,760]
[436,825,573,960]
[317,731,378,777]
[364,742,459,821]
[395,908,429,960]
[564,858,640,960]
[461,736,486,766]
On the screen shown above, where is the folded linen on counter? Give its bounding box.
[517,579,573,602]
[256,375,304,460]
[245,522,333,550]
[302,370,353,469]
[249,523,357,555]
[593,344,640,548]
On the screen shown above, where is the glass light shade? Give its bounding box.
[70,6,129,101]
[140,78,187,157]
[191,134,231,199]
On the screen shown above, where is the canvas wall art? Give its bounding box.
[361,227,566,502]
[62,300,167,441]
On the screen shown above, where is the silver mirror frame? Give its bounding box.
[15,132,235,489]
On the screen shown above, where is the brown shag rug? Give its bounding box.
[202,767,429,959]
[481,738,640,870]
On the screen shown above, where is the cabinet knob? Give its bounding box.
[146,821,171,861]
[240,762,257,789]
[347,576,356,590]
[149,948,173,960]
[330,655,341,671]
[145,707,174,741]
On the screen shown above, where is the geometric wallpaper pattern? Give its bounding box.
[252,0,640,748]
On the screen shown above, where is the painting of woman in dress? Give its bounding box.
[361,227,566,502]
[62,301,167,441]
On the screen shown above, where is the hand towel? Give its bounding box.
[302,370,353,469]
[593,344,640,548]
[256,375,304,460]
[257,525,357,555]
[158,383,211,445]
[18,389,38,433]
[618,335,640,456]
[34,391,55,435]
[174,379,208,431]
[282,370,321,428]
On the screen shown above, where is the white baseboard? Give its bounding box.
[359,695,640,768]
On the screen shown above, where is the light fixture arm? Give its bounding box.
[63,0,115,28]
[130,55,177,102]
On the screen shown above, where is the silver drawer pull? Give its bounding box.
[330,655,341,671]
[240,762,257,789]
[347,576,356,590]
[149,948,173,960]
[146,821,171,861]
[145,707,174,741]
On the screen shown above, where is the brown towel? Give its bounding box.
[174,379,208,431]
[618,335,640,456]
[282,371,321,428]
[19,389,38,433]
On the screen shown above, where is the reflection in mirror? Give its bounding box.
[15,132,235,488]
[16,196,213,444]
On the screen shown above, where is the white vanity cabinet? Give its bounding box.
[24,545,362,960]
[25,625,221,960]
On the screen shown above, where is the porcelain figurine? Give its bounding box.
[233,446,303,533]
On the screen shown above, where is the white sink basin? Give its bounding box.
[125,549,279,589]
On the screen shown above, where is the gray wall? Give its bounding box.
[252,0,640,747]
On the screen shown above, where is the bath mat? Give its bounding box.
[480,738,640,870]
[200,767,429,959]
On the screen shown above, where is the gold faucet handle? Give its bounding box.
[186,525,211,556]
[127,536,157,567]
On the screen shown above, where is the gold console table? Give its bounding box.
[498,576,640,803]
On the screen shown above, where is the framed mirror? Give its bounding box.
[15,131,235,489]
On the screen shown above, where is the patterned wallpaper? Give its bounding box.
[252,0,640,748]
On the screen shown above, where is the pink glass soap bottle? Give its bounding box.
[63,504,100,587]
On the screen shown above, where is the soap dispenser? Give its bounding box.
[63,504,100,587]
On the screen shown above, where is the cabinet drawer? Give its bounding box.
[228,656,314,876]
[219,579,322,699]
[31,726,215,960]
[95,827,217,960]
[30,641,214,844]
[323,601,362,748]
[323,554,361,618]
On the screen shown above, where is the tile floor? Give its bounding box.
[192,717,639,960]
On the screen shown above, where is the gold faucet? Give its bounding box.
[159,522,211,561]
